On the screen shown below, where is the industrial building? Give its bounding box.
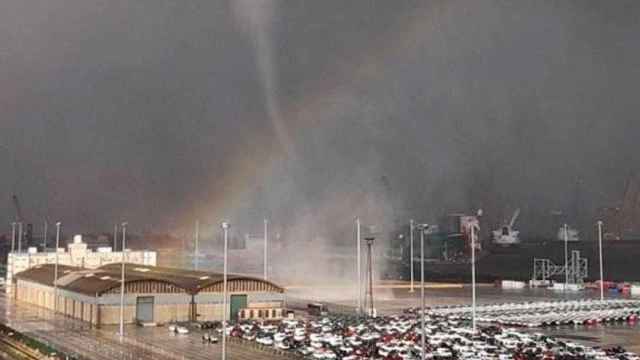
[6,235,156,293]
[13,263,285,327]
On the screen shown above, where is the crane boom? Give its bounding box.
[509,208,521,228]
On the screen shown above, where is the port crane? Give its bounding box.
[492,208,521,245]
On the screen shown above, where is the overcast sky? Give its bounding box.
[1,1,639,241]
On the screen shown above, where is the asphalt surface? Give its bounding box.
[0,291,287,360]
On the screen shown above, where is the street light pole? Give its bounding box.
[356,217,362,315]
[419,224,427,360]
[10,222,16,253]
[564,224,569,290]
[471,223,477,333]
[364,237,375,316]
[221,221,230,360]
[410,219,414,293]
[263,218,268,280]
[113,224,118,250]
[119,222,127,338]
[18,222,22,252]
[54,222,61,313]
[9,222,16,295]
[194,220,200,271]
[597,220,604,302]
[43,221,48,249]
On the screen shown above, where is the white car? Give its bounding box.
[435,347,453,358]
[203,334,219,344]
[273,333,288,342]
[346,336,362,346]
[256,336,274,346]
[324,334,343,347]
[282,319,298,327]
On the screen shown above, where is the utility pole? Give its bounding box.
[263,218,268,280]
[194,220,200,271]
[119,222,127,338]
[597,220,604,301]
[54,222,61,313]
[410,219,414,293]
[355,217,362,315]
[221,221,230,360]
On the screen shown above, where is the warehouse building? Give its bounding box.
[14,263,285,327]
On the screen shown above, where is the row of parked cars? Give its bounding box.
[430,299,640,328]
[217,307,638,359]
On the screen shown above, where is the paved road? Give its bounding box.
[0,292,287,360]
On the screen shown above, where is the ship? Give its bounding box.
[402,239,640,283]
[397,175,640,283]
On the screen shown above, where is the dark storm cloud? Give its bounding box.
[1,0,639,242]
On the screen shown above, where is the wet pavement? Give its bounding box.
[2,284,639,358]
[0,292,286,360]
[535,323,640,354]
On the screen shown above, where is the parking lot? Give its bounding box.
[287,283,640,353]
[1,284,639,358]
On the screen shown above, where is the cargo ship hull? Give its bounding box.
[402,240,640,283]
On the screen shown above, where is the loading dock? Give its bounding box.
[136,296,154,323]
[230,294,247,322]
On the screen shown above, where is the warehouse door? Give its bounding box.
[229,295,247,323]
[136,296,154,323]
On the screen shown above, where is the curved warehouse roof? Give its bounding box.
[15,263,284,296]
